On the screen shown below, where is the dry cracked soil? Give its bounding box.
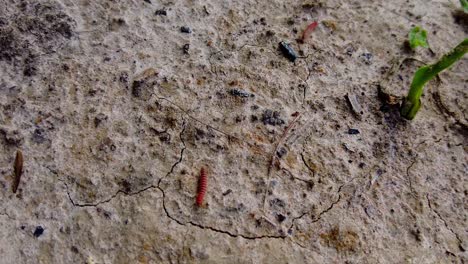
[0,0,467,263]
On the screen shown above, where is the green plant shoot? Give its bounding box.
[408,26,429,50]
[401,38,468,120]
[461,0,468,13]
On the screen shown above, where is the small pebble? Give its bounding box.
[155,9,167,16]
[360,52,373,65]
[33,226,44,237]
[279,41,297,62]
[276,147,287,158]
[276,214,286,223]
[348,128,360,135]
[229,89,253,98]
[180,26,192,33]
[261,110,285,126]
[182,43,190,54]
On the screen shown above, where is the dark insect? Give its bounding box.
[279,41,297,62]
[196,167,207,206]
[12,150,23,193]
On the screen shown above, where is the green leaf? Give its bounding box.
[401,38,468,120]
[408,26,429,50]
[461,0,468,13]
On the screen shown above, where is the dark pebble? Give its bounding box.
[155,9,166,16]
[222,189,232,196]
[33,226,44,237]
[23,65,36,76]
[182,43,190,54]
[261,110,285,126]
[180,26,192,33]
[143,0,151,3]
[94,113,108,127]
[348,128,360,135]
[276,214,286,223]
[279,41,297,62]
[276,147,287,158]
[119,72,128,83]
[158,132,171,143]
[229,89,253,98]
[250,115,258,122]
[360,52,373,65]
[71,246,79,254]
[131,80,144,97]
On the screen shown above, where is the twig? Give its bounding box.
[262,112,302,212]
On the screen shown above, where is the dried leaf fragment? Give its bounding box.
[12,150,23,193]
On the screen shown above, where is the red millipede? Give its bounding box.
[196,167,207,206]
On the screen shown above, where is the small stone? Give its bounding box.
[94,113,108,127]
[158,132,171,143]
[155,9,166,16]
[180,26,192,33]
[33,226,44,237]
[131,80,144,97]
[277,214,286,223]
[228,89,252,98]
[279,41,297,62]
[276,147,287,158]
[261,110,285,126]
[348,129,360,135]
[360,52,373,65]
[182,43,190,54]
[71,246,79,254]
[119,72,128,83]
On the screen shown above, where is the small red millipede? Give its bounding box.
[196,167,207,206]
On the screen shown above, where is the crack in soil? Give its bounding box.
[406,160,416,194]
[0,211,15,220]
[289,183,345,231]
[301,152,316,178]
[61,121,284,240]
[426,194,465,252]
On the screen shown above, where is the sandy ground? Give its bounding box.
[0,0,467,263]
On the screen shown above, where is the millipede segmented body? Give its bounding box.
[196,167,207,206]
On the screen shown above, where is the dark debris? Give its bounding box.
[228,89,254,98]
[33,226,44,237]
[261,110,285,126]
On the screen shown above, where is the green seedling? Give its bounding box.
[401,38,468,120]
[408,26,429,50]
[461,0,468,13]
